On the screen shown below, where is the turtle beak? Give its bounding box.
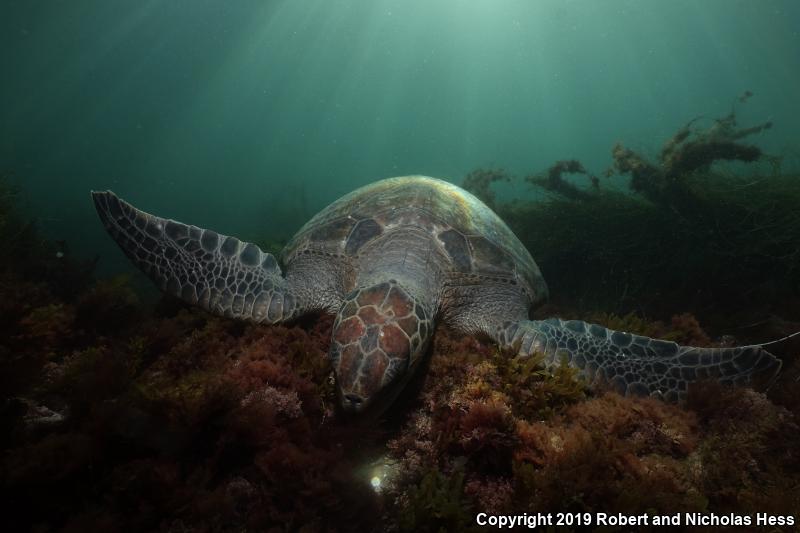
[337,387,377,418]
[341,392,367,413]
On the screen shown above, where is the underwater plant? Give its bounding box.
[607,103,773,208]
[461,167,511,211]
[525,159,599,201]
[500,169,800,330]
[504,94,775,212]
[383,328,799,533]
[466,98,800,341]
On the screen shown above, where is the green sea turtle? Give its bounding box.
[92,176,781,414]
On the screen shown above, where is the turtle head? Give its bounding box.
[330,280,432,415]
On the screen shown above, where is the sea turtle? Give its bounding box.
[92,176,781,414]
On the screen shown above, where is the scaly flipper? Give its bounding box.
[92,190,304,323]
[495,318,782,402]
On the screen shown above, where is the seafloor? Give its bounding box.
[2,112,800,533]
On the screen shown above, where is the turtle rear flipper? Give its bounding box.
[496,318,782,402]
[92,190,306,323]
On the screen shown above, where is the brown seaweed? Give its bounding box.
[462,167,510,211]
[525,159,599,201]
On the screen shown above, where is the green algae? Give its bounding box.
[500,170,800,325]
[398,468,478,533]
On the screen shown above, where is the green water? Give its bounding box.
[2,0,799,273]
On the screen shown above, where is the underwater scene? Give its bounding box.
[2,1,800,531]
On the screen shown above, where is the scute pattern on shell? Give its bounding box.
[282,176,548,304]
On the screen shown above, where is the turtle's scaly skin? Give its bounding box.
[495,318,780,403]
[92,176,782,414]
[91,190,302,322]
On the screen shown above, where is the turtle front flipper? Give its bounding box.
[92,190,305,323]
[495,318,782,402]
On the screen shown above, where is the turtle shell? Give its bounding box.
[282,175,548,305]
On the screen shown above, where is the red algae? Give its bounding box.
[1,175,798,532]
[382,328,799,532]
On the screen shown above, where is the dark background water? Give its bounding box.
[2,0,799,275]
